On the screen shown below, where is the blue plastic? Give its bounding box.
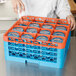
[46,22,56,24]
[13,27,24,32]
[42,24,53,29]
[24,20,32,22]
[29,23,40,28]
[21,34,33,39]
[8,32,19,37]
[26,28,37,33]
[50,37,63,43]
[56,26,67,31]
[58,24,68,26]
[36,36,48,41]
[4,31,71,68]
[53,32,65,37]
[35,21,44,23]
[19,24,28,26]
[40,30,51,35]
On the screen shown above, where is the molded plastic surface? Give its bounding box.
[3,16,71,68]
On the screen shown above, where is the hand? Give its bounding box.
[11,0,25,14]
[66,15,76,31]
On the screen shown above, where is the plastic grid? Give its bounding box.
[3,16,71,68]
[8,42,57,63]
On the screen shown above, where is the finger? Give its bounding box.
[13,4,18,14]
[72,25,75,30]
[17,2,22,13]
[19,1,25,11]
[67,17,71,24]
[70,18,74,30]
[67,17,71,29]
[71,22,74,31]
[14,8,18,14]
[11,0,18,14]
[71,22,76,30]
[18,0,25,11]
[70,18,75,30]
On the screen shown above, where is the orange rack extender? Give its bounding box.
[3,16,71,68]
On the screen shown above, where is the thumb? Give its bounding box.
[67,17,71,24]
[66,17,71,29]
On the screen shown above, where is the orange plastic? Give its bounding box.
[41,23,55,29]
[29,22,43,28]
[3,16,70,49]
[16,21,31,26]
[26,27,40,33]
[21,32,36,39]
[57,19,69,24]
[53,30,67,38]
[34,16,46,22]
[39,28,53,35]
[20,16,35,22]
[45,17,57,23]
